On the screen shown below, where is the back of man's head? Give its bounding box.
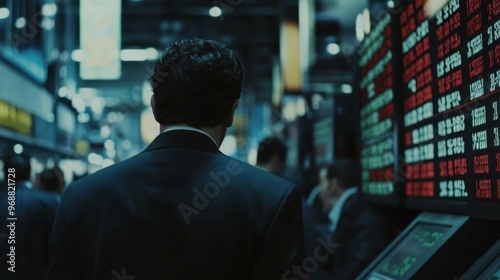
[150,38,244,128]
[256,137,288,166]
[3,153,31,182]
[326,158,357,190]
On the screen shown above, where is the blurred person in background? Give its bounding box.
[38,166,66,199]
[0,153,59,280]
[46,38,304,280]
[318,158,391,279]
[256,136,287,176]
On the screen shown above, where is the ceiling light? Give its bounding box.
[363,9,371,34]
[387,1,395,8]
[15,17,26,29]
[58,87,68,98]
[42,3,57,17]
[72,95,86,113]
[78,113,90,123]
[0,8,10,19]
[120,49,158,62]
[356,13,364,42]
[209,6,222,17]
[326,43,341,55]
[71,49,85,62]
[341,84,353,94]
[13,144,23,154]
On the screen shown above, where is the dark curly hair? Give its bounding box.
[150,38,244,128]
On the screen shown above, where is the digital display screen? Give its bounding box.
[477,254,500,280]
[358,13,401,204]
[369,223,451,280]
[314,99,333,167]
[400,0,500,210]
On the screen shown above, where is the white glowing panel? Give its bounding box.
[80,0,121,80]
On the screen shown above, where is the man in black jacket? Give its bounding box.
[46,38,304,280]
[318,158,391,279]
[0,154,59,280]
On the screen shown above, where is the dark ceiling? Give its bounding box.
[121,0,281,101]
[80,0,368,108]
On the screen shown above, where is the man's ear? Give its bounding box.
[150,95,159,121]
[225,99,239,127]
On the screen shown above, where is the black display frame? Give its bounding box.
[461,239,500,279]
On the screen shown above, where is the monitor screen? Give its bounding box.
[357,12,403,206]
[370,222,452,279]
[314,99,333,167]
[400,0,500,212]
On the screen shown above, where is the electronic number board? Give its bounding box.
[358,12,404,206]
[399,0,500,214]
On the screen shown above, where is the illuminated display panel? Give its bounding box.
[370,223,451,279]
[358,13,403,206]
[401,0,500,213]
[357,213,471,280]
[314,99,333,167]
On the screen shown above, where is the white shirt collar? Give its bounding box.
[328,187,358,232]
[162,126,219,147]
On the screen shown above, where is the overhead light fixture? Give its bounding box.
[326,43,341,55]
[0,7,10,19]
[209,6,222,17]
[341,84,353,94]
[120,49,158,62]
[15,17,26,29]
[13,144,24,154]
[72,95,86,113]
[42,3,57,17]
[78,113,90,123]
[58,87,68,98]
[71,49,85,62]
[356,13,364,42]
[387,1,395,8]
[363,9,371,34]
[90,97,105,115]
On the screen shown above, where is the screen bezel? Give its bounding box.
[461,239,500,279]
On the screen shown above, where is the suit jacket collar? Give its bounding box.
[143,130,221,153]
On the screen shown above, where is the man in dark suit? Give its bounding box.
[256,136,288,176]
[318,158,391,279]
[46,38,304,280]
[0,153,59,280]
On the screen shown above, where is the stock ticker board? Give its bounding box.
[358,12,403,206]
[358,0,500,213]
[400,0,500,213]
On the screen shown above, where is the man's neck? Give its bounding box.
[161,124,225,147]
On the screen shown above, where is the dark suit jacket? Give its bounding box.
[0,182,59,280]
[46,130,304,280]
[331,192,391,280]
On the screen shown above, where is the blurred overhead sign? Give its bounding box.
[0,99,32,136]
[80,0,121,80]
